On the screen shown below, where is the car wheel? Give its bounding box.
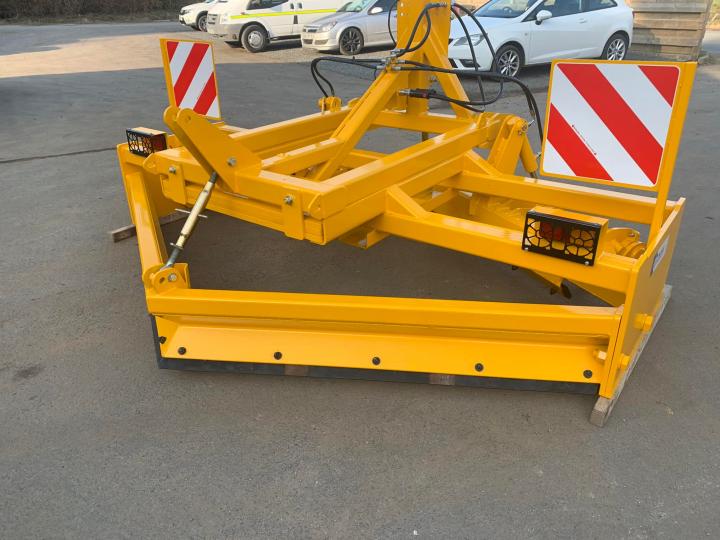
[603,33,628,61]
[196,13,208,32]
[339,27,364,56]
[241,25,268,53]
[493,44,523,78]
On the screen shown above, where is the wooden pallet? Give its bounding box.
[109,211,186,242]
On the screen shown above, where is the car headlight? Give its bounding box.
[318,21,337,32]
[180,8,188,14]
[454,34,486,47]
[220,13,228,23]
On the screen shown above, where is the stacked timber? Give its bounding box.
[628,0,713,60]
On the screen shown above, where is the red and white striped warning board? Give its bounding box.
[160,39,221,119]
[541,61,682,190]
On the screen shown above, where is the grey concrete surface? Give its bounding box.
[1,23,720,539]
[703,29,720,55]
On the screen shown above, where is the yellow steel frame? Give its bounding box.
[117,0,695,424]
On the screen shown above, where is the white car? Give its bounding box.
[301,0,397,55]
[179,0,218,32]
[448,0,634,78]
[206,0,347,52]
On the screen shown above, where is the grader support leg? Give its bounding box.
[590,286,672,426]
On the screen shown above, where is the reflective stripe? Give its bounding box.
[230,9,335,19]
[542,61,681,189]
[162,39,221,119]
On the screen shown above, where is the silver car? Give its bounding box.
[301,0,397,55]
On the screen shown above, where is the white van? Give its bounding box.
[206,0,347,52]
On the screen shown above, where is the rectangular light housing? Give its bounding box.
[126,127,167,157]
[522,207,606,266]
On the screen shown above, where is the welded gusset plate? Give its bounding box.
[522,210,601,266]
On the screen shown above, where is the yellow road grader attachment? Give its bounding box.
[116,1,695,425]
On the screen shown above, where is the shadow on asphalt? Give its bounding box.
[0,21,187,56]
[226,38,302,51]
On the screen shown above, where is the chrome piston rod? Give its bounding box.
[162,171,218,269]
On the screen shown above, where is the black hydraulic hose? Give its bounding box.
[311,59,335,97]
[444,4,543,140]
[387,0,397,46]
[398,63,544,140]
[311,3,440,96]
[399,11,432,55]
[453,3,498,64]
[453,8,485,104]
[405,63,543,124]
[307,2,544,141]
[452,3,504,102]
[310,56,384,97]
[476,71,544,140]
[394,3,445,57]
[404,89,485,113]
[401,60,501,105]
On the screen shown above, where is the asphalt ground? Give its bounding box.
[1,21,719,539]
[703,28,720,55]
